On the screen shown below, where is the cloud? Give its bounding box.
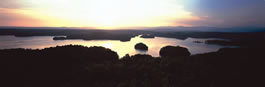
[0,0,26,8]
[187,0,265,27]
[0,8,45,27]
[1,0,264,28]
[0,0,203,28]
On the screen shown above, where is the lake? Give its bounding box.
[0,35,234,58]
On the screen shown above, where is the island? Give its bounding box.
[140,34,155,38]
[134,43,148,51]
[193,41,203,43]
[159,46,191,58]
[53,36,67,40]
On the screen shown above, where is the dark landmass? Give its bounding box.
[148,26,265,32]
[53,36,67,40]
[152,32,265,40]
[153,32,265,47]
[140,34,155,38]
[0,28,265,46]
[1,45,263,87]
[160,46,191,58]
[193,41,203,43]
[0,28,153,41]
[205,38,265,46]
[135,43,148,51]
[205,40,238,46]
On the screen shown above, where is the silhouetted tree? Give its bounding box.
[135,43,148,51]
[159,46,191,58]
[1,45,264,87]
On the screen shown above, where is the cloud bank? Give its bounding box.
[0,0,265,28]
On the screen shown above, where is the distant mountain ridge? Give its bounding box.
[148,26,265,32]
[1,26,265,32]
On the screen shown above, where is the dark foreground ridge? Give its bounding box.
[1,45,264,87]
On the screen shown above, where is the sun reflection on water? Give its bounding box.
[102,43,112,49]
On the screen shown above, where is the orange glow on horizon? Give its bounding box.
[0,0,201,29]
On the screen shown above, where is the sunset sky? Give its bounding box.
[0,0,265,29]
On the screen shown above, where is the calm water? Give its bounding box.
[0,35,233,58]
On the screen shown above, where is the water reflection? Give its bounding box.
[0,35,234,58]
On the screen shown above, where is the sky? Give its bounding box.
[0,0,265,29]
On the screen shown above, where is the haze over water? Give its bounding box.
[0,35,233,58]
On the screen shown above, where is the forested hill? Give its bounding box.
[1,45,264,87]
